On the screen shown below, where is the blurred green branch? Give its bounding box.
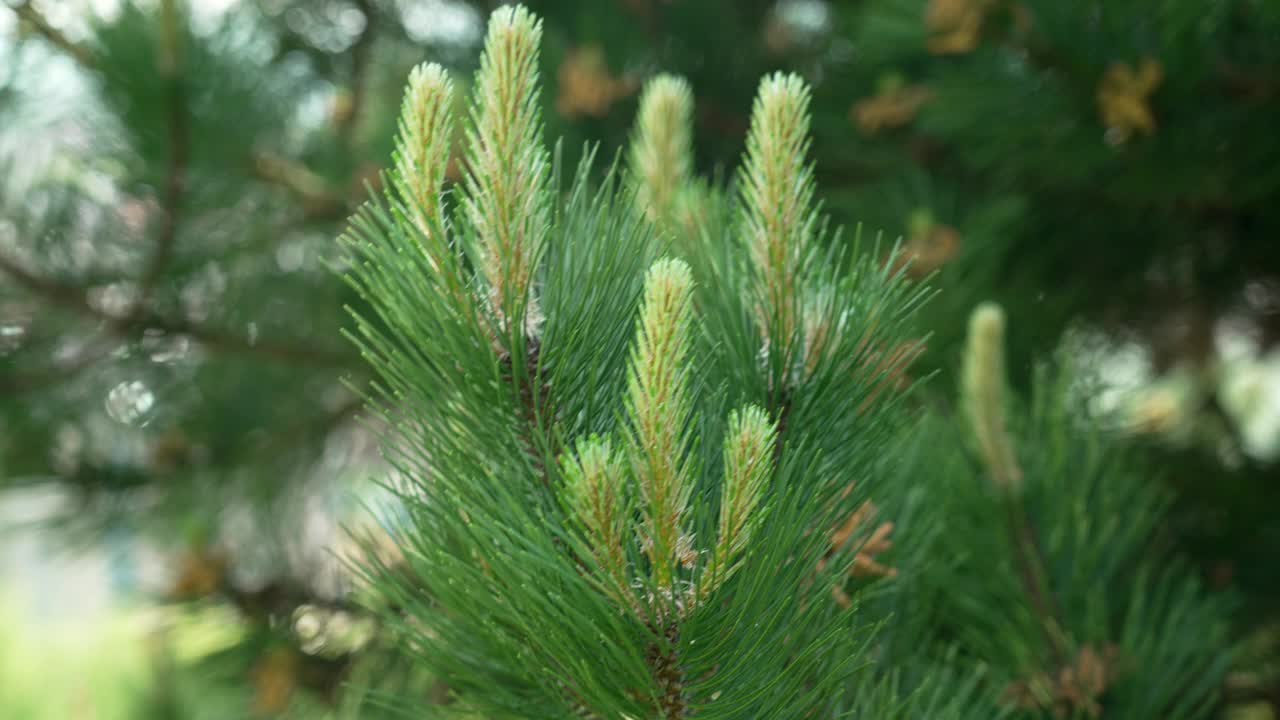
[0,250,357,369]
[0,336,112,393]
[251,150,347,219]
[5,0,96,69]
[338,0,377,152]
[135,0,188,306]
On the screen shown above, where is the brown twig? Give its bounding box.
[252,0,378,220]
[251,150,346,219]
[0,336,112,393]
[501,337,558,491]
[0,250,356,368]
[1223,675,1280,709]
[130,308,356,367]
[1004,500,1069,668]
[647,624,687,719]
[1217,60,1280,101]
[7,0,97,69]
[136,0,189,306]
[339,0,377,151]
[0,250,99,315]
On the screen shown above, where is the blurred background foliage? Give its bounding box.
[0,0,1277,716]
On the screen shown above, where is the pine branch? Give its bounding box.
[142,311,355,367]
[461,5,550,334]
[627,258,696,592]
[393,63,455,250]
[739,72,817,351]
[504,336,558,488]
[962,304,1021,491]
[630,74,694,224]
[0,339,110,393]
[1004,501,1069,668]
[253,2,378,220]
[700,405,775,599]
[0,248,94,312]
[251,150,346,219]
[561,435,633,608]
[1217,60,1280,100]
[6,0,96,69]
[136,0,188,307]
[337,0,377,151]
[0,250,356,368]
[648,624,687,719]
[962,303,1068,666]
[1223,675,1280,708]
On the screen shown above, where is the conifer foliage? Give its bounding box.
[345,4,916,716]
[344,5,1231,718]
[0,1,1258,717]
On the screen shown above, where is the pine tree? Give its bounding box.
[344,6,1232,717]
[0,0,416,715]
